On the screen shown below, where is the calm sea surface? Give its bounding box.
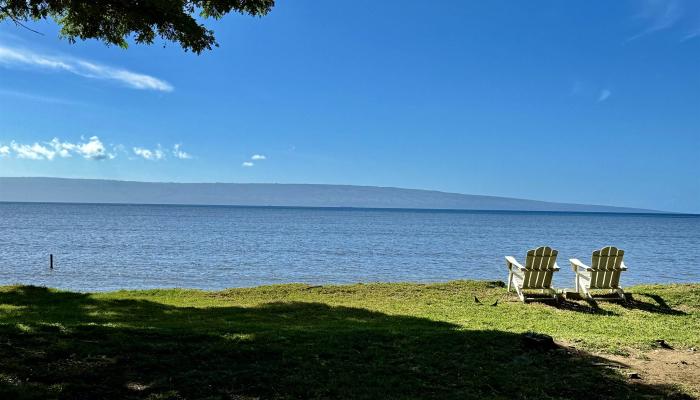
[0,202,698,292]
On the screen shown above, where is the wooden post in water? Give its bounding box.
[49,254,53,270]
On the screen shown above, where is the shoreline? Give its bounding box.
[3,278,699,294]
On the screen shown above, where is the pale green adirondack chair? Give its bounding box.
[505,246,560,303]
[569,246,628,301]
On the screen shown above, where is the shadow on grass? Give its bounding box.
[0,286,691,400]
[621,293,688,315]
[543,299,620,316]
[539,291,687,317]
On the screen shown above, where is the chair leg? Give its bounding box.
[550,288,559,301]
[576,276,583,296]
[579,281,592,300]
[616,288,626,301]
[514,285,525,303]
[507,271,512,292]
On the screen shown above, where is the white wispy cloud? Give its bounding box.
[0,137,191,162]
[10,141,57,160]
[627,0,683,42]
[5,136,114,160]
[570,81,614,103]
[241,153,267,167]
[172,144,192,159]
[133,146,166,161]
[626,0,700,42]
[75,136,113,160]
[0,44,173,92]
[48,138,73,158]
[681,28,700,41]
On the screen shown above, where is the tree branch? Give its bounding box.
[0,6,45,36]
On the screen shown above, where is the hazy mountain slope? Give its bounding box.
[0,177,658,213]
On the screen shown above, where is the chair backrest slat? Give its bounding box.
[589,246,624,289]
[522,246,557,289]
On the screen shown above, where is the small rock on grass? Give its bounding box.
[653,339,673,349]
[522,332,557,351]
[627,372,641,380]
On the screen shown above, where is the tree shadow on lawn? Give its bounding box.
[0,286,692,400]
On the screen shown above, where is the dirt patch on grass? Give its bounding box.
[606,348,699,398]
[563,342,700,398]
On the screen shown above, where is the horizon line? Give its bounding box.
[0,200,690,217]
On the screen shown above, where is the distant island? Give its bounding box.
[0,177,659,213]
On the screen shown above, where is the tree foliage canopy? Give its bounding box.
[0,0,275,53]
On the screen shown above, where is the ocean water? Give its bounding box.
[0,202,698,292]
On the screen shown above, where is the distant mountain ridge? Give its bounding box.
[0,177,660,213]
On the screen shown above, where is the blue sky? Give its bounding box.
[0,0,699,213]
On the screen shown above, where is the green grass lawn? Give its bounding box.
[0,280,698,399]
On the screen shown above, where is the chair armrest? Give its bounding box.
[620,261,628,271]
[505,256,525,271]
[553,262,560,271]
[569,258,591,272]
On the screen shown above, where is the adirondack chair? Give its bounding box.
[505,246,560,303]
[569,246,627,301]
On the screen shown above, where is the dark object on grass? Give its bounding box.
[474,296,481,304]
[522,332,557,351]
[627,372,641,379]
[654,339,673,349]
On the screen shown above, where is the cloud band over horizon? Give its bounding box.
[0,137,191,161]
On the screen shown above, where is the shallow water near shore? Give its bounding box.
[0,202,698,292]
